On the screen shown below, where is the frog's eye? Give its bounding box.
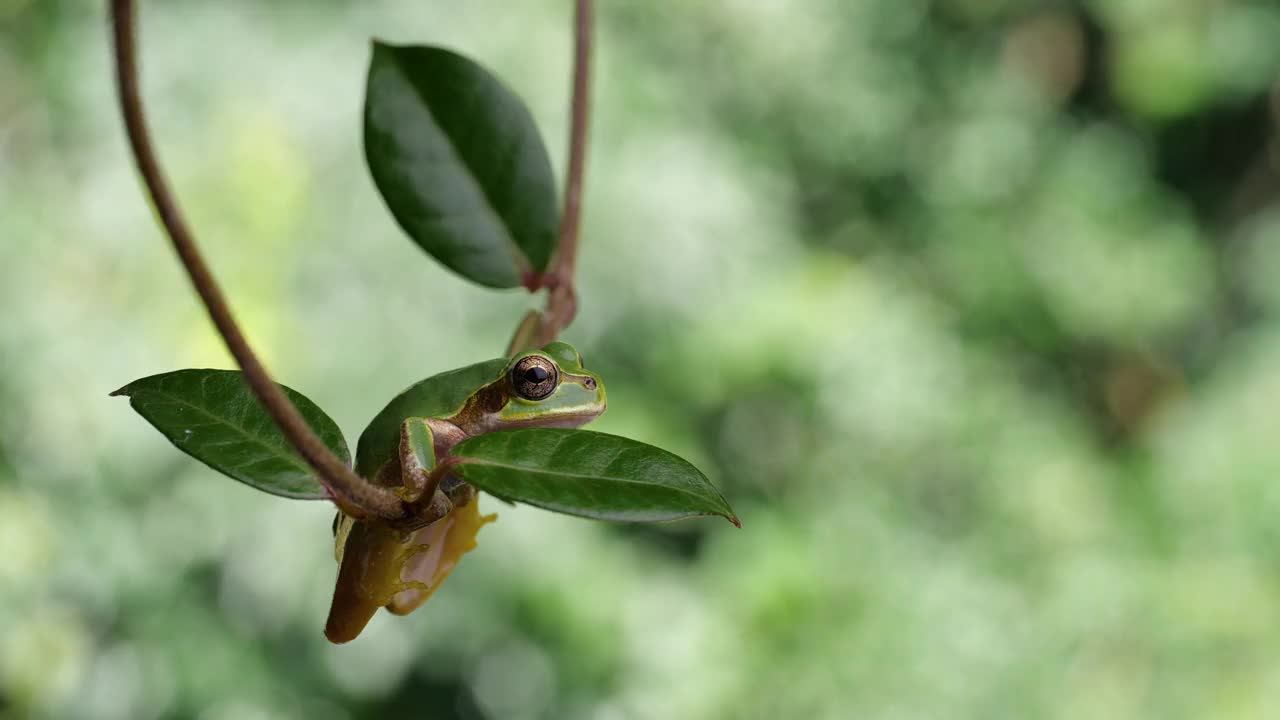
[512,355,559,400]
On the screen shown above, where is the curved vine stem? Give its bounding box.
[109,0,407,522]
[535,0,594,346]
[557,0,593,286]
[112,0,592,518]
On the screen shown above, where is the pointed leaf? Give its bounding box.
[112,369,350,500]
[449,429,739,526]
[364,42,558,288]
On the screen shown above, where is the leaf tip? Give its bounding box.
[369,38,398,64]
[727,514,742,529]
[108,384,131,398]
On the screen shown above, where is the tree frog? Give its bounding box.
[325,341,606,643]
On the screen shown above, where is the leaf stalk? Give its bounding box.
[535,0,594,345]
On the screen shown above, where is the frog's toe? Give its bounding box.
[385,499,495,616]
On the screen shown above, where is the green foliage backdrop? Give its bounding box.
[3,0,1280,718]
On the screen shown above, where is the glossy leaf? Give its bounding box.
[112,369,350,499]
[364,42,558,288]
[450,429,739,526]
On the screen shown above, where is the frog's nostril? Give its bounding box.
[584,377,597,390]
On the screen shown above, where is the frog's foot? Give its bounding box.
[385,541,435,597]
[385,495,497,616]
[324,525,447,643]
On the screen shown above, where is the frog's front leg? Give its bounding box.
[393,416,440,502]
[393,417,470,528]
[385,487,496,616]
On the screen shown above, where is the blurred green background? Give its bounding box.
[4,0,1280,718]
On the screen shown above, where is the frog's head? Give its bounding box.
[494,341,606,429]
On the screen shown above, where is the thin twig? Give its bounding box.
[557,0,593,285]
[109,0,406,521]
[537,0,594,345]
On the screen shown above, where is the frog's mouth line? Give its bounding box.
[485,409,606,433]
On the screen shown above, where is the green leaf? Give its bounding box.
[111,369,350,500]
[449,429,740,526]
[364,41,559,288]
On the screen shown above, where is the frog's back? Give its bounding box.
[355,357,508,477]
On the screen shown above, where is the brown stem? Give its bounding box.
[535,0,594,346]
[109,0,406,522]
[557,0,593,286]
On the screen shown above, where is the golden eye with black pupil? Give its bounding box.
[512,355,559,400]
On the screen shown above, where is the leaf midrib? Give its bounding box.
[387,49,532,275]
[454,453,724,508]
